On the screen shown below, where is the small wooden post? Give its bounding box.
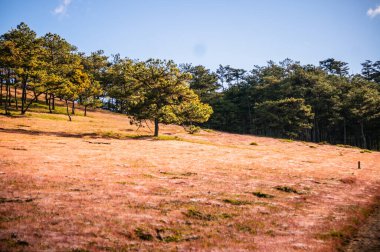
[358,161,361,169]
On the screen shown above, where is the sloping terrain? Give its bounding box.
[0,106,379,251]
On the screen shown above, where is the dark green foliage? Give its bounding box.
[198,60,380,150]
[184,209,216,221]
[254,98,313,138]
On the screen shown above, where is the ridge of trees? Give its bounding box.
[1,23,379,148]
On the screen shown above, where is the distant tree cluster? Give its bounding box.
[185,59,380,150]
[1,23,379,148]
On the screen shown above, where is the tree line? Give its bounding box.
[1,23,379,149]
[0,23,212,136]
[184,59,380,150]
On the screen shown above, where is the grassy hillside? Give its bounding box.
[1,102,380,251]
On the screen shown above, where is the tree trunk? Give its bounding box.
[0,80,3,106]
[84,105,88,116]
[66,100,72,121]
[4,82,9,115]
[14,86,18,110]
[343,118,347,145]
[21,79,27,114]
[45,92,49,105]
[33,90,38,102]
[7,84,11,106]
[154,118,159,137]
[360,121,367,149]
[71,101,75,115]
[52,94,55,110]
[48,94,52,113]
[247,101,252,134]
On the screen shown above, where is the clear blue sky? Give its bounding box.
[1,0,380,74]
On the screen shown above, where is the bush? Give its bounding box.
[186,125,201,134]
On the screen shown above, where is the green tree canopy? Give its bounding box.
[254,98,314,139]
[123,59,213,136]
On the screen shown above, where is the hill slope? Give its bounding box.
[1,106,380,251]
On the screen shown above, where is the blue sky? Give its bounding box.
[1,0,380,74]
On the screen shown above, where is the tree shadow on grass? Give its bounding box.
[0,127,98,139]
[0,127,152,140]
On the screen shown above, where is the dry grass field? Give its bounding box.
[0,102,380,251]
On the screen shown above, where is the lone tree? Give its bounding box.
[125,59,213,136]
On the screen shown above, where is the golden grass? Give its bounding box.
[0,100,380,251]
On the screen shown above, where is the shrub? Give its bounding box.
[186,125,201,134]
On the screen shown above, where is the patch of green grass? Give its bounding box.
[159,171,177,176]
[222,199,251,205]
[27,113,67,121]
[249,142,258,146]
[280,139,293,143]
[142,174,155,178]
[274,186,300,194]
[183,208,216,221]
[181,172,197,176]
[126,134,151,139]
[156,228,182,242]
[135,228,154,241]
[360,149,372,153]
[99,131,125,139]
[235,223,257,234]
[336,144,354,148]
[219,213,233,219]
[98,131,151,140]
[203,128,214,133]
[252,191,274,198]
[154,135,182,141]
[318,141,328,145]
